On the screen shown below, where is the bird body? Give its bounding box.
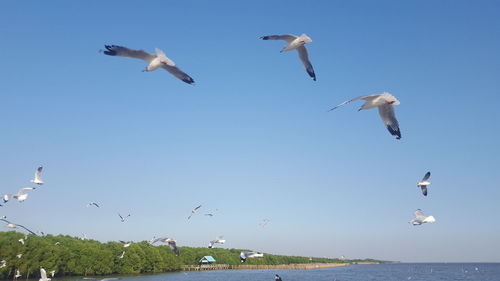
[240,251,264,262]
[103,45,195,84]
[31,166,44,185]
[39,268,51,281]
[260,34,316,80]
[329,92,401,139]
[417,172,431,196]
[208,236,225,248]
[151,237,179,255]
[409,209,436,225]
[12,187,36,202]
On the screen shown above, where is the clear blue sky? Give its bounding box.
[1,0,499,262]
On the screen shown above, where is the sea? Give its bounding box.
[54,263,500,281]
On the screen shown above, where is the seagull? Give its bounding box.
[81,233,88,241]
[240,251,264,262]
[260,34,316,81]
[187,205,202,219]
[208,236,225,248]
[409,209,436,225]
[0,260,6,268]
[12,187,36,202]
[31,166,44,185]
[151,237,179,256]
[204,209,218,217]
[102,45,195,84]
[2,194,9,203]
[329,92,402,139]
[118,251,125,259]
[417,172,431,196]
[118,213,130,222]
[259,218,271,228]
[119,240,131,247]
[15,269,21,279]
[18,238,25,245]
[49,270,55,278]
[1,218,37,235]
[39,268,51,281]
[54,242,60,245]
[16,254,22,259]
[86,202,100,208]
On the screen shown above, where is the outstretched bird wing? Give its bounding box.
[297,46,316,81]
[260,34,297,43]
[378,104,401,139]
[421,172,431,182]
[103,45,156,62]
[328,95,379,111]
[161,64,195,84]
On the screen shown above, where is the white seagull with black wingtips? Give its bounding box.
[31,166,44,185]
[102,45,195,84]
[260,34,316,81]
[417,172,431,196]
[329,92,402,139]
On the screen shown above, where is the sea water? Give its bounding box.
[57,263,500,281]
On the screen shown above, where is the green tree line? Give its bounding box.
[0,231,380,279]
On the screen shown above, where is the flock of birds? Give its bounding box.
[1,32,441,278]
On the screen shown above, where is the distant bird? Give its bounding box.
[2,194,9,203]
[87,202,100,208]
[16,254,22,259]
[49,270,55,278]
[31,166,44,185]
[275,274,283,281]
[260,34,316,81]
[187,205,202,219]
[119,240,131,247]
[118,251,125,259]
[18,238,25,245]
[0,260,6,268]
[15,269,21,279]
[151,237,179,256]
[102,45,195,84]
[39,268,51,281]
[204,209,218,217]
[409,209,436,225]
[329,92,402,139]
[11,187,36,202]
[259,218,271,228]
[0,218,37,235]
[81,233,88,240]
[208,236,226,248]
[417,172,431,196]
[54,242,60,245]
[118,213,130,222]
[240,251,264,262]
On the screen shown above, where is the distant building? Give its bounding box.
[199,256,216,265]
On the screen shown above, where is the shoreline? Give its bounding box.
[182,262,380,271]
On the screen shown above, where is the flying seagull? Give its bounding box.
[39,268,51,281]
[31,166,44,185]
[259,218,271,228]
[187,205,202,219]
[18,238,25,245]
[151,237,179,256]
[208,236,226,248]
[15,269,21,279]
[2,194,9,204]
[119,240,132,247]
[240,251,264,262]
[409,209,436,225]
[11,187,36,202]
[87,202,100,208]
[118,251,125,259]
[49,270,55,278]
[102,45,195,84]
[260,34,316,81]
[417,172,431,196]
[16,254,22,259]
[0,218,37,235]
[0,260,6,268]
[328,92,402,139]
[118,213,130,222]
